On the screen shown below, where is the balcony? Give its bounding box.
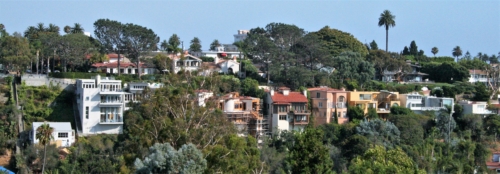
[328,102,346,109]
[99,114,123,124]
[290,109,310,115]
[292,116,308,125]
[410,106,446,111]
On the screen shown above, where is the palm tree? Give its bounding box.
[160,40,168,51]
[71,23,84,34]
[431,47,439,57]
[47,23,60,34]
[24,26,38,40]
[452,46,462,62]
[36,23,46,33]
[378,10,396,52]
[36,123,54,174]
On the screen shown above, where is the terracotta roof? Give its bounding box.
[469,69,487,75]
[271,91,308,103]
[91,62,148,68]
[278,87,290,90]
[202,62,220,70]
[308,87,346,92]
[108,53,127,59]
[486,162,500,169]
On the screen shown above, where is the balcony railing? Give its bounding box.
[327,102,346,109]
[291,110,310,114]
[100,114,123,123]
[410,106,446,111]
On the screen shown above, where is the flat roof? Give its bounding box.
[32,122,73,132]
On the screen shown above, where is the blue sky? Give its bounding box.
[1,0,499,57]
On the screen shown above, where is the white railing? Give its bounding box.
[411,107,446,111]
[327,102,346,109]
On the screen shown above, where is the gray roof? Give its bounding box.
[32,122,73,132]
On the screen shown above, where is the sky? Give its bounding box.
[1,0,499,57]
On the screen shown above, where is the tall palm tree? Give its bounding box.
[24,26,38,40]
[378,10,396,52]
[160,40,168,51]
[431,47,439,57]
[36,123,54,174]
[452,46,462,62]
[36,23,46,33]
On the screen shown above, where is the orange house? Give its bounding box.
[308,87,349,125]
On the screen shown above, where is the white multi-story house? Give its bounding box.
[265,87,309,134]
[31,122,75,147]
[76,75,128,135]
[400,92,454,114]
[468,69,492,86]
[459,100,494,116]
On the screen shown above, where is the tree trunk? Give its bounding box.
[42,144,47,174]
[138,58,141,80]
[385,29,388,52]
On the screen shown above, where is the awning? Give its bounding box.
[220,53,227,57]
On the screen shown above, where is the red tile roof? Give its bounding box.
[469,69,487,75]
[91,62,147,68]
[271,92,308,103]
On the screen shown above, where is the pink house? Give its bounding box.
[308,86,349,125]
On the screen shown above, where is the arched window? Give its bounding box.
[338,96,345,102]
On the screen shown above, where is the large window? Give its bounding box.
[58,132,68,138]
[359,94,372,100]
[316,92,320,98]
[278,105,287,113]
[319,102,323,108]
[100,107,122,122]
[279,115,287,120]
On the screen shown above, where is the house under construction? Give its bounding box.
[218,92,268,143]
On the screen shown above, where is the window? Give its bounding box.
[85,106,89,119]
[338,96,345,102]
[58,132,68,138]
[342,111,347,118]
[279,115,287,120]
[85,96,89,101]
[319,102,323,108]
[316,92,320,98]
[359,94,372,100]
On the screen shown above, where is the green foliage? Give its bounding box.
[420,62,469,83]
[388,115,424,145]
[458,58,488,70]
[209,39,220,51]
[349,145,424,174]
[356,119,400,148]
[390,106,413,115]
[241,78,265,98]
[347,106,364,122]
[369,40,378,50]
[366,107,378,120]
[199,56,214,62]
[313,26,368,57]
[204,135,261,173]
[430,56,455,63]
[135,143,207,174]
[189,37,202,52]
[435,111,457,141]
[473,83,490,101]
[284,127,334,174]
[0,35,31,71]
[333,52,375,87]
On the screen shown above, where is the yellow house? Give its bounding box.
[347,90,400,116]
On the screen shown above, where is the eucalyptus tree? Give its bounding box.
[36,123,54,174]
[378,10,396,52]
[241,27,277,84]
[94,19,126,75]
[0,35,31,70]
[121,23,159,79]
[56,33,95,72]
[452,46,463,62]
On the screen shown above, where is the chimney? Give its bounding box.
[341,87,346,91]
[270,89,274,96]
[95,74,101,86]
[302,90,307,97]
[353,89,357,92]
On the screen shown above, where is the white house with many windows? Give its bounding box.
[459,100,494,117]
[400,92,454,114]
[76,75,128,135]
[31,122,75,147]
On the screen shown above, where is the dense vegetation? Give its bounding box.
[1,11,500,173]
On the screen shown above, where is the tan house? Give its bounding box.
[217,92,266,140]
[347,90,400,117]
[308,87,349,125]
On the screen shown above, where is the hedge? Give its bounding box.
[48,72,107,79]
